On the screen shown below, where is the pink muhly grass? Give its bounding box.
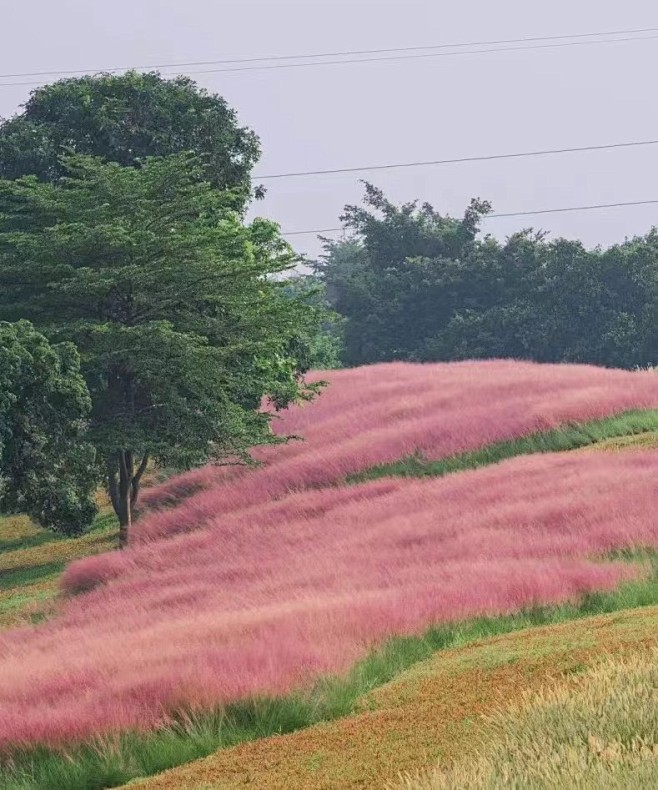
[137,360,658,539]
[2,448,657,750]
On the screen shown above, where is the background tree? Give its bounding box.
[318,185,658,369]
[0,71,261,209]
[281,275,343,370]
[0,321,97,535]
[315,183,491,365]
[0,153,322,545]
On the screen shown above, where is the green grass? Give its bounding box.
[0,531,58,554]
[0,589,54,615]
[0,508,118,630]
[0,561,67,590]
[3,550,658,790]
[349,409,658,484]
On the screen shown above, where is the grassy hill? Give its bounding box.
[127,605,658,790]
[1,360,658,789]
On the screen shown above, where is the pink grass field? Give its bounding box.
[137,360,658,542]
[2,360,658,752]
[2,449,658,750]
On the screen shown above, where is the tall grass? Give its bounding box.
[0,450,656,752]
[3,360,658,788]
[138,360,658,540]
[351,409,658,483]
[4,552,658,790]
[402,643,658,789]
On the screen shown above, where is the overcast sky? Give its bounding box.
[3,0,658,261]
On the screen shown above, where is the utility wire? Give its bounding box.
[153,33,658,78]
[1,25,657,81]
[282,199,658,236]
[255,139,658,180]
[2,29,658,88]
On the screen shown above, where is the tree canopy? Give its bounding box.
[0,153,323,544]
[0,320,97,534]
[281,275,343,370]
[317,185,658,369]
[0,71,261,209]
[315,183,492,366]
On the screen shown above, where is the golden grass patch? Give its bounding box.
[127,606,658,790]
[580,430,658,453]
[404,641,658,789]
[0,530,115,573]
[0,514,37,543]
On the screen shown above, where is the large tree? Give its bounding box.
[0,320,97,534]
[281,275,343,370]
[315,183,491,366]
[0,71,261,209]
[0,153,321,545]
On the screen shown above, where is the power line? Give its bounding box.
[2,29,658,88]
[1,25,657,82]
[491,198,658,218]
[255,139,658,180]
[153,33,658,78]
[282,199,658,237]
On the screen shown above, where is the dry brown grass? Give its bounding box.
[127,606,658,790]
[579,430,658,453]
[403,644,658,789]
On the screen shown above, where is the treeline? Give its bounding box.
[313,183,658,370]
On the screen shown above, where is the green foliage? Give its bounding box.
[319,186,658,369]
[0,153,322,537]
[0,71,261,209]
[316,183,491,366]
[0,321,97,535]
[281,274,343,370]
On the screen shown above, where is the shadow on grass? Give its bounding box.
[0,561,66,591]
[0,531,59,555]
[0,509,118,557]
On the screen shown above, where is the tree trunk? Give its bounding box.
[117,450,133,549]
[117,490,132,548]
[108,450,149,549]
[131,453,150,513]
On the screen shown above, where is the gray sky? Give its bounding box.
[2,0,658,261]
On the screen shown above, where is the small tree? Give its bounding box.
[0,154,322,545]
[0,321,97,534]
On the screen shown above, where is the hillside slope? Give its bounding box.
[1,360,658,789]
[127,605,658,790]
[3,448,658,750]
[138,360,658,538]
